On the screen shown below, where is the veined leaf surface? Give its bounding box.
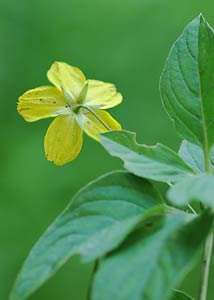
[179,140,205,173]
[10,171,163,300]
[100,130,195,183]
[172,290,195,300]
[160,14,214,152]
[92,212,212,300]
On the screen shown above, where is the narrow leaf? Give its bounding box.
[160,14,214,151]
[168,174,214,208]
[10,171,164,300]
[100,130,195,183]
[92,212,213,300]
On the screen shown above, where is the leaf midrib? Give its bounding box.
[197,18,210,164]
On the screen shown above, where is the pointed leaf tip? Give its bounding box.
[160,14,214,150]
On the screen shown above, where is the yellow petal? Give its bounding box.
[18,86,67,122]
[81,109,121,141]
[47,61,86,102]
[84,80,122,109]
[45,115,83,165]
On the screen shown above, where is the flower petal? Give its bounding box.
[81,109,121,141]
[47,61,86,102]
[18,86,67,122]
[45,115,83,165]
[84,80,122,109]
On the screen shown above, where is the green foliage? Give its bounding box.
[160,14,214,151]
[179,140,205,173]
[168,174,214,208]
[171,140,214,208]
[92,212,212,300]
[172,290,195,300]
[10,171,164,300]
[100,130,195,182]
[11,13,214,300]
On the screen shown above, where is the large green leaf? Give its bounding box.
[100,130,195,183]
[160,14,214,151]
[92,212,213,300]
[168,174,214,208]
[172,290,195,300]
[10,171,164,300]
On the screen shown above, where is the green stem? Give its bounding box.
[187,203,197,215]
[199,232,213,300]
[79,105,111,131]
[204,147,211,174]
[199,146,213,300]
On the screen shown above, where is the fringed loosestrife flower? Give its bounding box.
[18,62,122,165]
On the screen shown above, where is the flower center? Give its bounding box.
[60,82,89,116]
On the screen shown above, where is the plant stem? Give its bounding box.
[199,147,213,300]
[199,232,213,300]
[86,260,99,300]
[187,203,197,215]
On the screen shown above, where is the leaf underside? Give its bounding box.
[179,140,205,173]
[168,173,214,208]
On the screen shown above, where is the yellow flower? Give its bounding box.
[18,61,122,165]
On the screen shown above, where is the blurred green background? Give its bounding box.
[1,0,214,299]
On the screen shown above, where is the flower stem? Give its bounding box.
[79,105,111,131]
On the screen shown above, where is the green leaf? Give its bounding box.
[100,130,195,183]
[10,171,164,300]
[92,211,213,300]
[179,140,205,173]
[168,174,214,208]
[172,290,195,300]
[160,14,214,151]
[179,140,214,173]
